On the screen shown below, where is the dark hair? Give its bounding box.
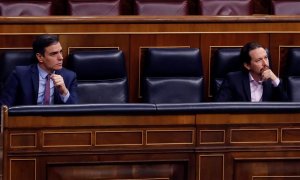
[32,34,59,56]
[240,42,264,65]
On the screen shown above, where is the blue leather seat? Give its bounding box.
[211,48,242,97]
[68,49,128,103]
[0,50,35,95]
[142,48,204,103]
[283,48,300,101]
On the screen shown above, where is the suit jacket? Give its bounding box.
[0,64,78,107]
[215,71,288,102]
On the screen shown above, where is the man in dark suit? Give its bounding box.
[0,34,78,107]
[215,42,288,102]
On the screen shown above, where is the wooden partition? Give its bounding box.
[1,16,300,102]
[3,103,300,180]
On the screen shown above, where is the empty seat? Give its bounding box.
[199,0,253,15]
[0,2,52,16]
[134,0,189,15]
[283,48,300,101]
[272,0,300,15]
[68,0,121,16]
[68,49,128,103]
[0,50,35,95]
[142,48,204,103]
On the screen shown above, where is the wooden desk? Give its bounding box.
[3,103,300,180]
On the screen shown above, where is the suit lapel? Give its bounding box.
[31,65,39,103]
[262,80,272,101]
[242,72,251,101]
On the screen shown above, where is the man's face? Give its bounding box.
[36,42,63,73]
[244,47,269,78]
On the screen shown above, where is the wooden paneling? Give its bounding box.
[10,159,36,180]
[95,130,143,146]
[234,156,300,180]
[4,106,300,180]
[10,133,36,149]
[198,154,224,180]
[47,161,188,180]
[43,131,92,147]
[282,128,300,143]
[146,129,195,145]
[199,130,225,144]
[230,129,278,144]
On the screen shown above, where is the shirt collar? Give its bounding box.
[37,64,55,79]
[248,73,262,84]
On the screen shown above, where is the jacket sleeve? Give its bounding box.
[214,76,233,102]
[0,70,19,107]
[64,71,78,104]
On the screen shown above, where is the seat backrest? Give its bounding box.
[283,48,300,101]
[68,0,121,16]
[272,0,300,15]
[0,1,52,16]
[0,50,35,94]
[134,0,189,15]
[68,49,128,103]
[142,48,204,103]
[211,48,242,97]
[199,0,253,15]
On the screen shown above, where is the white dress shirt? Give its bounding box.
[248,73,280,102]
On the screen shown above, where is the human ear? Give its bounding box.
[36,53,43,63]
[243,63,250,70]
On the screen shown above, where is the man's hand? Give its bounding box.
[261,66,277,81]
[50,74,69,96]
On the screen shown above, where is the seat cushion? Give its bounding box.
[77,79,128,103]
[144,77,204,103]
[287,76,300,102]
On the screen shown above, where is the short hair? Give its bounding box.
[32,34,59,56]
[240,42,264,65]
